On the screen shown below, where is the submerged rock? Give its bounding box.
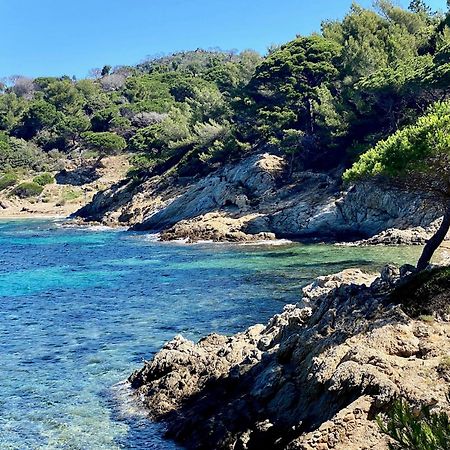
[129,267,450,449]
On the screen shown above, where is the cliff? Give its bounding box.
[76,153,442,243]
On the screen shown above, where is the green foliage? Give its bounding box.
[0,93,27,131]
[33,172,54,186]
[90,107,120,132]
[40,78,83,113]
[15,100,58,139]
[101,65,112,76]
[60,187,82,202]
[124,75,174,112]
[58,113,91,144]
[248,35,341,135]
[81,131,126,157]
[12,181,44,198]
[129,107,191,152]
[0,133,49,171]
[378,399,450,450]
[0,2,447,179]
[343,101,450,181]
[129,153,157,171]
[0,172,18,191]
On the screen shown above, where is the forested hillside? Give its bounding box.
[0,1,449,196]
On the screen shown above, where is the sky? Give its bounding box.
[1,0,447,79]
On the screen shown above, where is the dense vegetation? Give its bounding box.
[378,398,450,450]
[1,1,448,184]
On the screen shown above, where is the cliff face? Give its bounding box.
[129,267,450,450]
[76,153,440,242]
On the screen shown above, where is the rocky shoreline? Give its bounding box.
[75,153,444,246]
[128,265,450,450]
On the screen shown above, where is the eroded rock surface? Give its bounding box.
[77,153,442,243]
[129,267,450,449]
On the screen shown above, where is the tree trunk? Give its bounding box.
[416,205,450,271]
[307,98,314,135]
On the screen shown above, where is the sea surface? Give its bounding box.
[0,219,420,449]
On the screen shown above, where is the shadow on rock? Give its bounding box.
[56,166,101,186]
[128,265,450,449]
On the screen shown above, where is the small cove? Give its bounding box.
[0,219,420,449]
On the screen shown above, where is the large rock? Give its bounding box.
[129,267,450,449]
[76,152,442,242]
[160,212,276,243]
[133,153,285,231]
[265,182,439,239]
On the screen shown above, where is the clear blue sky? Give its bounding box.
[1,0,447,79]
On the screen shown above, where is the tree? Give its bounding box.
[343,101,450,271]
[242,34,341,168]
[10,76,35,99]
[249,35,341,136]
[101,65,112,76]
[409,0,432,15]
[58,113,91,146]
[41,79,83,113]
[15,100,58,139]
[99,73,126,91]
[81,131,126,159]
[88,68,102,79]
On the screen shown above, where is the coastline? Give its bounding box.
[0,214,68,220]
[128,264,450,450]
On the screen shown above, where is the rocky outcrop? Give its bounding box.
[76,152,442,242]
[75,175,188,226]
[129,267,450,449]
[133,153,286,232]
[160,212,276,242]
[340,219,450,247]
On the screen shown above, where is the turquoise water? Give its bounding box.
[0,219,420,449]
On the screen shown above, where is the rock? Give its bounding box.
[0,199,10,209]
[76,153,442,243]
[134,153,285,232]
[159,212,276,242]
[128,267,450,449]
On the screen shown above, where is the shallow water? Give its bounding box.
[0,219,420,449]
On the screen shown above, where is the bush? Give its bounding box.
[13,182,44,198]
[129,153,157,171]
[81,131,126,157]
[378,399,450,450]
[33,172,54,186]
[0,135,50,172]
[0,172,18,191]
[390,267,450,319]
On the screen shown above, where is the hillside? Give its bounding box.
[0,2,448,242]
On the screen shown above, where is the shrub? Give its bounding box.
[13,182,44,198]
[0,172,18,191]
[378,399,450,450]
[33,172,54,186]
[0,136,49,172]
[129,153,157,171]
[61,187,82,202]
[81,131,126,157]
[390,267,450,319]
